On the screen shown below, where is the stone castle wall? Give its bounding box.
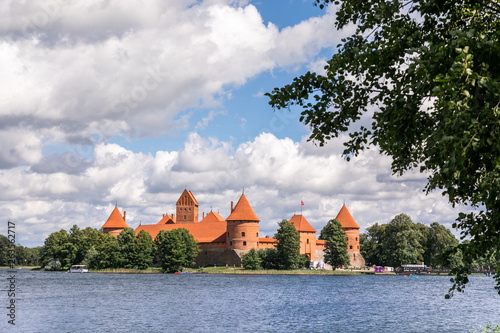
[195,248,245,267]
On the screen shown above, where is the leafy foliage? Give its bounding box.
[0,235,41,267]
[382,214,424,267]
[136,230,156,269]
[242,248,262,270]
[274,219,303,269]
[423,222,459,267]
[360,216,462,268]
[41,229,73,270]
[118,228,140,268]
[258,248,279,269]
[155,228,200,273]
[267,0,500,294]
[94,234,121,269]
[319,219,350,269]
[360,223,387,266]
[40,225,156,270]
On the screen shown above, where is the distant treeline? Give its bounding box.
[360,213,497,269]
[0,234,41,266]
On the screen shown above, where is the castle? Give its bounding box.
[101,189,365,267]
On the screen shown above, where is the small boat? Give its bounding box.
[404,274,418,278]
[69,265,89,273]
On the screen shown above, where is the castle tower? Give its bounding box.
[335,204,365,267]
[289,214,317,261]
[176,189,199,223]
[102,206,129,236]
[226,194,260,250]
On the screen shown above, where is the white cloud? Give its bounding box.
[0,132,472,247]
[195,110,227,130]
[0,1,471,248]
[0,0,344,159]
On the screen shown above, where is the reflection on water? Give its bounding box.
[2,270,499,332]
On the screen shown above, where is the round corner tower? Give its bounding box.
[226,194,260,251]
[335,204,365,267]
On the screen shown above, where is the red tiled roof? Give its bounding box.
[289,214,316,232]
[226,194,259,221]
[102,207,129,229]
[335,204,360,229]
[157,214,176,225]
[259,237,276,243]
[136,221,227,243]
[200,211,225,223]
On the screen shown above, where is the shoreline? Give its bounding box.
[3,267,492,277]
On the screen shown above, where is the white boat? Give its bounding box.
[69,265,89,273]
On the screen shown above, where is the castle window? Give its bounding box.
[307,239,309,244]
[227,232,229,237]
[357,245,359,249]
[355,237,358,241]
[243,241,247,246]
[184,215,186,220]
[230,241,232,246]
[256,232,258,237]
[350,245,353,250]
[242,232,245,237]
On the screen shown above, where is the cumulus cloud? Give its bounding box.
[1,132,471,247]
[0,0,344,166]
[0,1,468,248]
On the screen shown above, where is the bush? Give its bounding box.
[242,248,261,270]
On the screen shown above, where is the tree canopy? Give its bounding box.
[155,228,200,273]
[267,0,500,295]
[40,226,156,270]
[274,219,302,269]
[242,248,262,270]
[360,216,461,268]
[382,214,424,267]
[319,219,350,269]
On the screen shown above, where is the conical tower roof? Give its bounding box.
[289,214,316,232]
[226,194,259,221]
[102,206,129,229]
[335,204,360,229]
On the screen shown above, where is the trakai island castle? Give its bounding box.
[102,189,365,268]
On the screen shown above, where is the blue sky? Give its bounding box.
[0,0,468,247]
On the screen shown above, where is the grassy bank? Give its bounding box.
[191,266,367,275]
[82,266,367,275]
[6,265,373,275]
[89,267,162,274]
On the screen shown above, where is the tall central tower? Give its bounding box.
[176,189,199,223]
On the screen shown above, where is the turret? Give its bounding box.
[335,204,360,252]
[289,214,317,261]
[226,194,259,250]
[335,204,365,267]
[102,206,129,235]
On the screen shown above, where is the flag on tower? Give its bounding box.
[301,201,304,206]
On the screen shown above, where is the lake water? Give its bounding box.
[1,270,499,332]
